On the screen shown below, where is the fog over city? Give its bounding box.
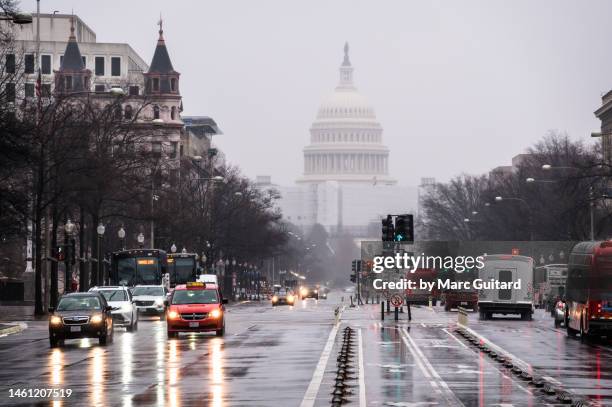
[32,0,612,186]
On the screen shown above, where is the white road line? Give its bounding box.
[442,328,469,349]
[299,322,341,407]
[401,328,464,406]
[459,325,532,372]
[358,329,366,407]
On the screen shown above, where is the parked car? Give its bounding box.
[48,292,114,347]
[89,286,138,331]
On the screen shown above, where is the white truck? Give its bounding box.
[478,254,534,320]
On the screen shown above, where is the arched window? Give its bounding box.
[124,105,133,120]
[171,106,176,120]
[170,78,177,92]
[153,105,160,119]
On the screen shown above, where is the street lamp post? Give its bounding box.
[542,164,595,240]
[495,196,533,241]
[118,226,126,251]
[96,223,105,286]
[64,219,75,293]
[170,243,177,253]
[137,232,145,249]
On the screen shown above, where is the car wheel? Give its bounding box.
[216,324,225,337]
[99,334,107,345]
[49,337,59,348]
[554,318,560,328]
[167,330,177,339]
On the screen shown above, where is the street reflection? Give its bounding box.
[49,348,64,407]
[210,338,224,407]
[89,346,106,406]
[168,338,180,407]
[122,333,133,386]
[156,321,165,406]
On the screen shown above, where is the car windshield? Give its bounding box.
[172,289,218,305]
[98,289,127,302]
[57,296,101,311]
[132,287,164,296]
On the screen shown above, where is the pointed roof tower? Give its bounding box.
[60,15,85,71]
[338,41,354,89]
[144,16,180,95]
[55,15,91,94]
[148,16,176,74]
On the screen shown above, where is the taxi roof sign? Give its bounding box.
[186,281,206,288]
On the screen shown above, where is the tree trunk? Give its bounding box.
[90,212,99,288]
[79,207,87,292]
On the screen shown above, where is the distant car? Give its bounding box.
[300,286,319,300]
[132,285,168,315]
[554,300,566,328]
[272,289,295,306]
[89,286,138,331]
[48,292,114,347]
[166,282,228,338]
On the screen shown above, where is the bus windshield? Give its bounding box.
[137,258,161,285]
[116,256,161,286]
[172,257,195,284]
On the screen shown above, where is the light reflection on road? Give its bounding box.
[168,338,180,407]
[210,338,224,407]
[89,346,105,406]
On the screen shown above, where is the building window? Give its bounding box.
[24,54,34,73]
[65,76,72,91]
[180,144,184,157]
[152,77,159,91]
[41,84,51,97]
[170,142,178,158]
[170,78,177,91]
[111,57,121,76]
[95,56,105,76]
[41,55,51,74]
[124,105,133,120]
[153,105,160,119]
[5,83,15,101]
[25,83,34,98]
[151,142,162,156]
[5,54,15,73]
[170,106,176,120]
[94,84,105,92]
[129,85,139,96]
[82,56,86,68]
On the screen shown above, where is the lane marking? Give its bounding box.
[442,328,469,349]
[299,322,341,407]
[400,328,463,406]
[358,328,366,407]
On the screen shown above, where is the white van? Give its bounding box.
[197,274,218,286]
[478,254,534,320]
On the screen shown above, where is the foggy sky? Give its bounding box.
[28,0,612,186]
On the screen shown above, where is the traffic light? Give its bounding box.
[394,214,414,242]
[381,215,394,241]
[350,260,358,283]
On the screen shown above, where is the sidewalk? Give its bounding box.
[0,305,43,322]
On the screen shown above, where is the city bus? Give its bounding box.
[110,249,168,287]
[565,241,612,339]
[478,254,534,320]
[167,252,199,287]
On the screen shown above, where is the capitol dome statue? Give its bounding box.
[297,42,396,185]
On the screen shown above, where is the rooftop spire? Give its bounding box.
[60,12,84,71]
[342,41,351,66]
[338,42,354,89]
[157,13,164,42]
[69,13,75,39]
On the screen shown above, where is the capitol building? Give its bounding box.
[258,44,417,236]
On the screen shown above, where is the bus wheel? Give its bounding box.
[566,321,578,337]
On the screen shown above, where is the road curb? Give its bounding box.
[455,323,594,407]
[0,322,27,337]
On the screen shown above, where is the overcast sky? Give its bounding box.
[28,0,612,186]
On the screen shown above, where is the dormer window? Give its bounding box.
[170,78,177,92]
[65,76,72,91]
[153,105,160,119]
[124,105,133,120]
[152,78,159,91]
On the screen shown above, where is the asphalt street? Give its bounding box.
[0,293,610,406]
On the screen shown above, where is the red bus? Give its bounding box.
[565,241,612,339]
[405,268,438,305]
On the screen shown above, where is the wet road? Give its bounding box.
[0,295,610,406]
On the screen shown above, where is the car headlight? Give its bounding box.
[167,310,179,320]
[300,289,308,296]
[154,299,164,306]
[287,295,295,302]
[90,314,103,324]
[272,296,278,302]
[314,290,318,294]
[210,309,221,319]
[50,316,62,325]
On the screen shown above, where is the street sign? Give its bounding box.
[390,294,404,307]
